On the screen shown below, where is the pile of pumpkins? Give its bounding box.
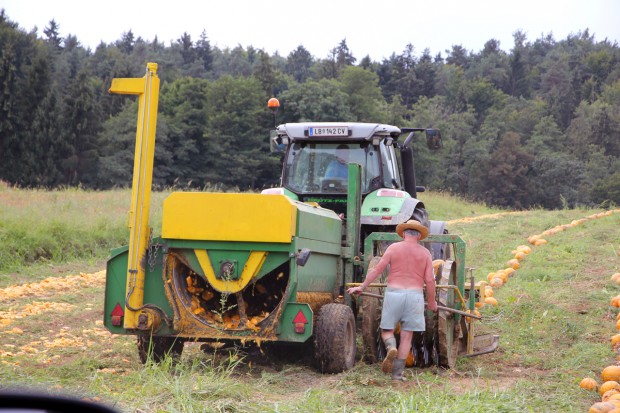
[468,208,620,412]
[553,209,620,413]
[581,263,620,413]
[580,367,620,412]
[480,244,533,311]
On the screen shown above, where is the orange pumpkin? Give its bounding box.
[484,297,498,306]
[405,351,415,367]
[513,251,525,260]
[490,277,503,288]
[589,402,616,413]
[507,259,520,270]
[485,287,494,297]
[603,366,620,382]
[601,381,620,396]
[604,389,620,402]
[517,245,532,254]
[611,335,620,346]
[580,377,599,391]
[496,270,509,283]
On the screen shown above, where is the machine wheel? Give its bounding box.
[313,303,356,373]
[361,256,387,363]
[137,335,184,364]
[436,261,460,368]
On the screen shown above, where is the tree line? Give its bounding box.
[0,10,619,209]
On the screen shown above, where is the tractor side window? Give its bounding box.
[284,143,312,192]
[379,143,401,189]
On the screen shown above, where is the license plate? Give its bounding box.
[308,126,348,137]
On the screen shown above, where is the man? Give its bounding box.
[324,144,349,179]
[347,219,437,381]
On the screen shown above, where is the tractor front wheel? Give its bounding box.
[313,303,356,373]
[137,335,184,364]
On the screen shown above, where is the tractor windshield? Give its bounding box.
[283,142,382,194]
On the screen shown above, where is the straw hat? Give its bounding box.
[395,219,429,240]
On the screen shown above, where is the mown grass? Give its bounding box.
[1,187,619,412]
[417,190,504,221]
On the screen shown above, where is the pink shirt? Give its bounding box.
[366,238,435,296]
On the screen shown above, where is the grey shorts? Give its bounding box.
[380,288,425,332]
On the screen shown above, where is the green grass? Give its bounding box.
[1,188,619,412]
[0,186,172,282]
[417,190,503,221]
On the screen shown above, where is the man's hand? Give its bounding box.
[427,300,438,312]
[347,286,363,296]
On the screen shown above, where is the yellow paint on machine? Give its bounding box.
[162,193,297,243]
[195,250,268,293]
[109,63,160,330]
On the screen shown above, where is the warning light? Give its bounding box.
[293,310,308,334]
[267,97,280,109]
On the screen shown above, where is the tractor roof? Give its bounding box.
[275,122,401,142]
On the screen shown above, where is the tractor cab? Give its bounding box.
[266,122,441,219]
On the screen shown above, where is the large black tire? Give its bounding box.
[137,335,184,364]
[361,256,387,363]
[436,261,460,368]
[313,303,356,373]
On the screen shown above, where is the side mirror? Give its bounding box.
[270,130,288,152]
[426,128,442,150]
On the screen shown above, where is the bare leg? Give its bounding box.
[397,330,413,359]
[381,329,395,342]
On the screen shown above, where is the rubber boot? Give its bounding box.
[381,337,398,374]
[391,359,406,381]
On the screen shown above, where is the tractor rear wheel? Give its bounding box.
[361,256,387,363]
[313,303,356,373]
[137,335,184,364]
[436,260,460,368]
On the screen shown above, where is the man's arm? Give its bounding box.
[346,250,391,295]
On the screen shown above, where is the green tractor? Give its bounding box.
[103,64,498,373]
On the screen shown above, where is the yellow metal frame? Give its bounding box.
[162,192,297,243]
[195,250,268,293]
[109,63,160,329]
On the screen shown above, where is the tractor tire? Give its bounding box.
[361,256,387,363]
[137,335,184,364]
[313,303,356,373]
[436,261,460,368]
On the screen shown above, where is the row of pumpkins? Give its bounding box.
[581,256,620,413]
[469,209,619,412]
[530,209,620,413]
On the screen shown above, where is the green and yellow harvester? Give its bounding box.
[103,64,498,373]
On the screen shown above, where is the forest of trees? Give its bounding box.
[1,10,619,209]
